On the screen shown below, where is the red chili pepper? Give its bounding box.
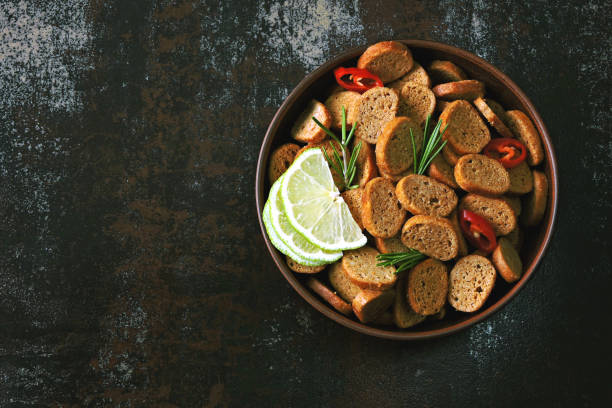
[483,138,527,168]
[459,210,497,253]
[334,67,383,93]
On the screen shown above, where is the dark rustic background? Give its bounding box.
[0,0,610,406]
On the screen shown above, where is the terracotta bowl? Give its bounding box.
[255,40,558,340]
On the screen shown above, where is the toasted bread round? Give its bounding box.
[290,99,331,143]
[521,170,548,226]
[407,258,448,315]
[433,80,485,101]
[473,97,514,138]
[328,261,361,302]
[427,154,459,189]
[507,161,534,195]
[397,83,436,125]
[439,100,491,154]
[376,116,423,175]
[357,41,414,83]
[286,256,326,274]
[505,227,523,250]
[428,60,467,83]
[492,237,523,283]
[306,277,352,315]
[324,91,361,129]
[355,87,399,144]
[505,110,544,166]
[393,272,426,328]
[483,99,508,124]
[352,288,396,323]
[341,188,364,229]
[374,235,409,254]
[448,209,469,256]
[396,174,458,217]
[268,143,300,184]
[500,196,522,217]
[342,246,397,290]
[353,139,378,187]
[401,215,459,261]
[454,154,511,195]
[442,143,462,165]
[388,62,431,91]
[459,194,517,235]
[378,166,413,183]
[448,255,496,312]
[362,177,406,238]
[431,305,447,320]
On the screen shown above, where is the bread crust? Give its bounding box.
[324,91,361,129]
[433,80,485,101]
[398,83,436,125]
[448,255,496,312]
[268,143,300,183]
[341,188,364,229]
[352,288,396,323]
[378,166,413,183]
[393,272,426,328]
[376,116,423,175]
[396,174,458,217]
[521,170,548,226]
[448,210,469,256]
[286,256,326,274]
[407,258,448,316]
[290,99,331,143]
[342,246,397,290]
[328,261,361,302]
[459,194,517,235]
[357,41,414,82]
[353,139,378,187]
[388,62,431,91]
[355,87,399,144]
[454,154,511,195]
[473,97,514,138]
[442,143,462,165]
[427,154,459,189]
[428,60,467,83]
[507,161,534,195]
[306,277,353,315]
[505,110,544,166]
[362,177,406,238]
[374,235,409,254]
[491,237,523,283]
[401,215,459,261]
[439,100,490,154]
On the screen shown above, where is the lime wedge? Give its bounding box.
[262,199,325,267]
[268,176,342,264]
[281,148,367,251]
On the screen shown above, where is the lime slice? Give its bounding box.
[262,199,325,267]
[268,176,342,264]
[281,148,367,251]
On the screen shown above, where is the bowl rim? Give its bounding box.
[255,39,558,340]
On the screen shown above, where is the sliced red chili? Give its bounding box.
[459,210,497,253]
[334,67,383,93]
[483,138,527,168]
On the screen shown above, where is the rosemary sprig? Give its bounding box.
[312,106,362,190]
[412,115,449,175]
[376,249,427,274]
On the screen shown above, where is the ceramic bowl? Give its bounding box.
[255,40,558,340]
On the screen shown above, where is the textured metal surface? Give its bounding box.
[0,0,609,406]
